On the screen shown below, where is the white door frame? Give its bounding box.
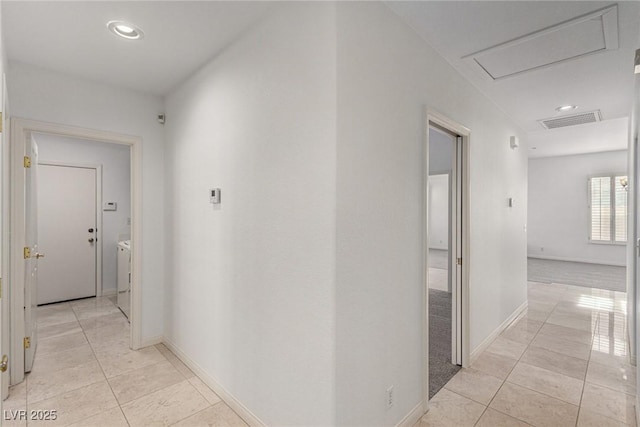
[38,161,103,299]
[423,110,471,411]
[10,118,142,385]
[1,74,10,401]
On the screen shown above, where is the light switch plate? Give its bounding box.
[104,201,117,211]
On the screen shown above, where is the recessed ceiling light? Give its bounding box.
[556,105,577,112]
[107,20,144,40]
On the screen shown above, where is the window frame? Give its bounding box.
[588,173,627,246]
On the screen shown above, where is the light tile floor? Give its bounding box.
[5,283,634,426]
[3,296,248,426]
[419,281,637,427]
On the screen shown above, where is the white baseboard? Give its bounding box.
[527,254,625,267]
[396,399,426,427]
[470,301,528,364]
[139,336,163,348]
[163,338,267,427]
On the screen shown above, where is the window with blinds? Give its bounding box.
[589,175,627,243]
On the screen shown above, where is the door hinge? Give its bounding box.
[23,247,31,259]
[0,278,3,299]
[0,112,3,133]
[23,337,30,349]
[457,257,462,266]
[24,156,31,168]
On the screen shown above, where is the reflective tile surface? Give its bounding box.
[418,282,637,427]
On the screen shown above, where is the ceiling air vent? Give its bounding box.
[538,110,602,130]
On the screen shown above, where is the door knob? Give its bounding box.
[88,238,95,243]
[33,252,45,259]
[0,354,8,372]
[88,228,94,233]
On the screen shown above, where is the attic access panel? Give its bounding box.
[463,5,619,80]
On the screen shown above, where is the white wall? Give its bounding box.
[7,62,164,341]
[35,133,131,293]
[0,2,5,79]
[335,3,528,424]
[528,150,627,266]
[429,127,454,175]
[428,128,455,250]
[164,3,336,426]
[428,175,449,250]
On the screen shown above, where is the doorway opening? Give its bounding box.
[424,112,470,403]
[35,134,132,310]
[8,119,141,387]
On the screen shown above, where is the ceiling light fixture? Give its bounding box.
[556,105,577,112]
[107,20,144,40]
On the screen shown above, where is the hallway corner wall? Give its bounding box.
[335,2,528,424]
[163,3,337,425]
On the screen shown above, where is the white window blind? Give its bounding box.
[589,175,627,243]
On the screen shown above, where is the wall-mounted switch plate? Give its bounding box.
[104,201,117,211]
[210,188,221,204]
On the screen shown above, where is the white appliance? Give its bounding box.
[117,240,131,320]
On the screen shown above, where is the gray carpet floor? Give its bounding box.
[528,258,626,292]
[429,288,460,398]
[429,249,449,270]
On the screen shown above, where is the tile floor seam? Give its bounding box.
[525,340,590,362]
[483,378,507,411]
[165,406,205,427]
[60,298,128,426]
[574,326,596,427]
[26,375,107,407]
[106,359,184,406]
[165,403,215,427]
[472,299,547,426]
[440,385,490,407]
[490,287,584,424]
[78,315,111,384]
[583,378,637,398]
[188,377,225,407]
[159,347,249,426]
[80,317,134,426]
[116,405,132,427]
[471,405,489,427]
[501,377,583,408]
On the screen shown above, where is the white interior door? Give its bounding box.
[428,124,463,367]
[37,164,97,305]
[453,136,463,366]
[449,137,463,365]
[24,136,39,372]
[632,50,640,368]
